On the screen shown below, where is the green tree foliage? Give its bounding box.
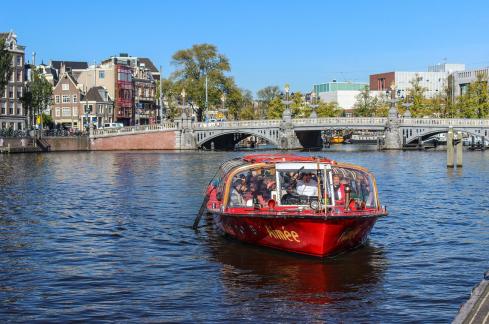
[0,38,13,95]
[22,68,52,128]
[267,96,284,119]
[405,74,429,117]
[316,101,341,117]
[290,92,304,117]
[454,73,489,118]
[170,43,237,121]
[353,86,378,117]
[256,86,281,118]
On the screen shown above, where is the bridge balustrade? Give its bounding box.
[293,117,387,126]
[193,119,282,129]
[91,122,177,137]
[400,118,489,127]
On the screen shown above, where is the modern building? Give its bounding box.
[313,81,368,97]
[0,31,26,130]
[369,64,465,99]
[51,71,82,129]
[318,90,386,111]
[449,67,489,101]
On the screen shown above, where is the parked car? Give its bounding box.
[103,123,124,129]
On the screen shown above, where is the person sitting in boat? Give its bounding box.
[229,179,246,207]
[244,181,267,207]
[332,174,346,204]
[296,172,318,197]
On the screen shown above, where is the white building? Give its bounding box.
[318,90,386,110]
[449,67,489,100]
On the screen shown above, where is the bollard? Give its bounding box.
[210,141,215,151]
[456,131,463,167]
[447,128,454,168]
[482,136,486,151]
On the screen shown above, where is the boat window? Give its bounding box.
[227,166,276,208]
[276,165,325,206]
[330,167,377,208]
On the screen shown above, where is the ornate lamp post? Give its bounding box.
[219,93,228,120]
[282,84,292,122]
[181,88,187,117]
[310,91,318,118]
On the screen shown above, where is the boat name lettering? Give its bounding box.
[265,226,300,242]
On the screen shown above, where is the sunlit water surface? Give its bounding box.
[0,148,488,322]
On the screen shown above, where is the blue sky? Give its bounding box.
[2,0,488,95]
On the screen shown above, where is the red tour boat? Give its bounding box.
[196,154,387,257]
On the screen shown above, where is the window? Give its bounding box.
[17,70,22,81]
[73,94,77,103]
[72,107,78,116]
[17,122,22,130]
[9,86,13,98]
[62,83,69,91]
[55,95,60,103]
[16,105,21,115]
[55,108,61,117]
[62,107,71,117]
[1,102,5,114]
[9,100,14,114]
[62,95,70,103]
[16,55,21,66]
[99,71,105,79]
[84,104,93,114]
[98,104,103,114]
[17,88,22,99]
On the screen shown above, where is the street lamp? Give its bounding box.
[282,84,292,122]
[309,91,318,118]
[181,88,187,117]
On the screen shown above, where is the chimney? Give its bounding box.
[32,52,36,66]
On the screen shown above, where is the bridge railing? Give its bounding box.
[91,122,177,137]
[401,118,489,127]
[293,117,387,126]
[193,119,282,129]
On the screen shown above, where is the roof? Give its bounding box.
[85,86,109,102]
[138,58,158,73]
[241,154,335,164]
[55,71,78,88]
[51,60,88,71]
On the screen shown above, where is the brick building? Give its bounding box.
[51,71,82,129]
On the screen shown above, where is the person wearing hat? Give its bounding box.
[296,172,318,197]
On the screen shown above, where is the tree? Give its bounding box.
[267,96,284,119]
[316,101,341,117]
[170,43,234,121]
[0,38,13,95]
[22,68,53,129]
[256,85,281,118]
[406,74,428,117]
[353,86,377,117]
[454,73,489,118]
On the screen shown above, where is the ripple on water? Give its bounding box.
[0,150,488,322]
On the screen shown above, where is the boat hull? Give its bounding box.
[212,213,379,257]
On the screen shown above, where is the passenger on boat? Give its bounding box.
[244,181,266,207]
[332,174,346,204]
[229,179,246,207]
[296,172,318,197]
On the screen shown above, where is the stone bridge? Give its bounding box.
[89,113,489,150]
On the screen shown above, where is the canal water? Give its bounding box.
[0,148,488,322]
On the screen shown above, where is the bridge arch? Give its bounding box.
[404,127,488,144]
[196,129,281,149]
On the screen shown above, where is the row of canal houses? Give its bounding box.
[47,54,160,129]
[1,31,161,131]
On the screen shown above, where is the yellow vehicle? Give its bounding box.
[330,136,344,144]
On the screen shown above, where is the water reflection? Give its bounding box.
[205,222,386,305]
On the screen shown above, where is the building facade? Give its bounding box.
[82,86,114,128]
[0,31,26,130]
[449,67,489,101]
[370,64,465,99]
[313,81,368,97]
[51,71,82,129]
[318,90,386,110]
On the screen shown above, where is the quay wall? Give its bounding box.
[90,131,177,150]
[45,137,90,151]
